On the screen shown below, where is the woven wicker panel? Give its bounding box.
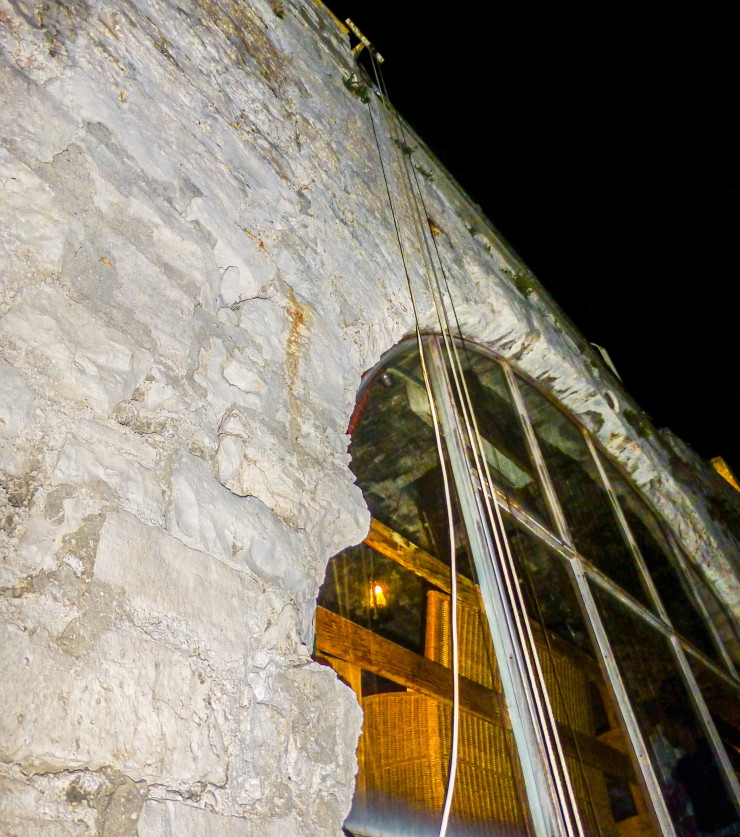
[438,704,527,828]
[426,591,501,692]
[425,591,451,667]
[360,589,621,835]
[426,589,596,735]
[361,692,527,831]
[361,692,446,812]
[537,649,594,735]
[567,756,620,837]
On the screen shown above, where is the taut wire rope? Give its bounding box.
[406,139,603,835]
[364,59,462,837]
[511,528,606,837]
[369,52,591,837]
[367,50,561,822]
[397,107,602,834]
[421,196,603,833]
[368,48,557,829]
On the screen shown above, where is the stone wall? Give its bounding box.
[0,0,737,834]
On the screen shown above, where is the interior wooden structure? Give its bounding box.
[316,518,656,837]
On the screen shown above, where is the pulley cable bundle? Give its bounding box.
[385,94,605,836]
[366,53,577,836]
[361,42,462,837]
[375,77,597,836]
[363,56,462,837]
[351,22,601,837]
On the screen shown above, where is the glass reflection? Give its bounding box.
[328,341,534,835]
[350,343,473,574]
[687,654,740,777]
[601,457,720,662]
[686,561,740,670]
[318,543,429,654]
[516,376,651,608]
[350,344,447,558]
[503,517,591,656]
[445,346,553,528]
[504,518,652,836]
[592,585,740,837]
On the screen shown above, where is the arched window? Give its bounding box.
[316,335,740,837]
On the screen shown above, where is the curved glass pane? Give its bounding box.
[316,336,735,837]
[318,543,430,654]
[504,516,652,836]
[687,655,740,777]
[349,343,444,558]
[591,585,740,837]
[687,562,740,670]
[602,457,721,662]
[503,516,592,656]
[516,376,651,608]
[445,346,553,529]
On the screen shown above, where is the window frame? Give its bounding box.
[333,333,740,836]
[436,335,737,681]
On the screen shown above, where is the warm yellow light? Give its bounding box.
[371,583,387,607]
[711,456,740,493]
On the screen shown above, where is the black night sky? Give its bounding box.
[326,3,738,474]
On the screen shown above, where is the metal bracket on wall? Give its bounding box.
[346,18,384,63]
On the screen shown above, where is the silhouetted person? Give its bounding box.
[659,679,739,837]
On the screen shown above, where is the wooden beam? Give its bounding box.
[529,621,602,681]
[316,606,506,726]
[366,517,480,608]
[316,607,635,782]
[559,726,635,784]
[366,517,602,679]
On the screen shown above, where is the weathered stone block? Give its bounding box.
[95,510,265,660]
[54,432,163,523]
[0,63,77,163]
[0,773,86,837]
[0,624,226,785]
[0,149,69,303]
[137,800,249,837]
[0,362,36,442]
[165,451,309,595]
[186,197,277,307]
[0,286,151,415]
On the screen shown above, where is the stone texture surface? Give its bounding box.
[0,622,227,784]
[137,800,248,837]
[0,0,737,834]
[94,510,265,660]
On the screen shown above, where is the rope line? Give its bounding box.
[375,71,594,836]
[366,63,461,837]
[416,167,602,833]
[370,55,569,831]
[374,69,583,837]
[368,54,461,837]
[362,42,601,837]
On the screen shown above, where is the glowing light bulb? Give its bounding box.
[371,583,387,607]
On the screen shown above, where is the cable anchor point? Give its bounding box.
[345,19,384,64]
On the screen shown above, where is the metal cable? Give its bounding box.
[371,59,587,837]
[359,35,611,835]
[425,217,595,834]
[368,55,560,831]
[364,62,462,837]
[511,531,606,837]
